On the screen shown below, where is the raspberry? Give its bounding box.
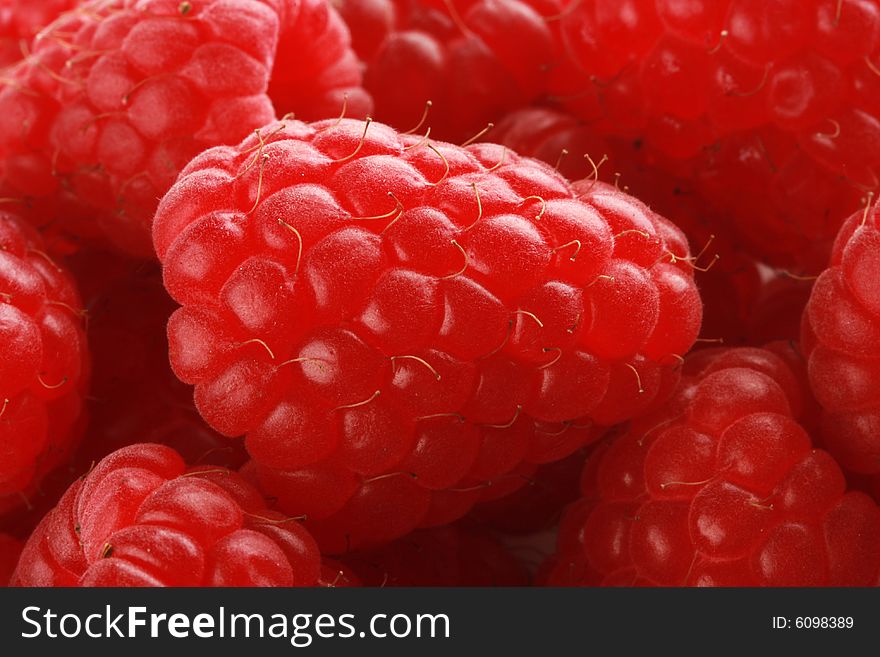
[336,0,564,142]
[803,202,880,476]
[0,533,22,585]
[494,105,764,346]
[554,0,880,270]
[0,0,77,68]
[342,525,528,586]
[152,116,702,550]
[270,0,373,121]
[0,210,88,516]
[11,443,322,586]
[68,249,247,469]
[545,344,880,586]
[0,0,280,256]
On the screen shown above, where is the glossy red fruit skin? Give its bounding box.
[803,203,880,476]
[0,0,280,257]
[270,0,373,121]
[0,0,77,68]
[11,444,321,587]
[342,524,528,586]
[0,533,22,586]
[555,0,880,270]
[152,116,702,551]
[546,345,880,586]
[335,0,565,143]
[0,211,89,517]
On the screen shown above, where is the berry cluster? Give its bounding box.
[545,345,880,586]
[553,0,880,271]
[153,116,701,550]
[12,444,322,587]
[2,0,880,589]
[0,211,88,516]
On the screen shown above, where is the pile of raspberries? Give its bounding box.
[1,0,879,588]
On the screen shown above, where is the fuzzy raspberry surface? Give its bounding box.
[270,0,373,121]
[0,0,280,256]
[803,202,880,476]
[0,0,78,68]
[545,344,880,586]
[341,524,528,586]
[0,210,88,516]
[12,443,322,586]
[494,105,765,346]
[335,0,565,143]
[69,249,246,469]
[152,116,702,551]
[553,0,880,270]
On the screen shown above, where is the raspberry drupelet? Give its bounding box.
[0,0,77,68]
[0,210,88,517]
[335,0,564,143]
[545,344,880,586]
[0,0,280,257]
[11,443,322,586]
[803,201,880,477]
[153,116,702,551]
[553,0,880,270]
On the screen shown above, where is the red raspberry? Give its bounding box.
[0,0,77,68]
[342,525,528,586]
[152,116,702,550]
[0,0,280,256]
[68,249,246,469]
[546,344,880,586]
[554,0,880,270]
[803,202,880,476]
[12,443,322,586]
[270,0,373,121]
[335,0,564,142]
[0,210,88,516]
[494,105,764,346]
[0,533,22,585]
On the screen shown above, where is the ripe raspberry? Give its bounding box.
[270,0,373,121]
[0,0,280,256]
[0,210,88,516]
[554,0,880,270]
[0,0,77,68]
[803,202,880,476]
[494,105,764,345]
[68,249,246,469]
[152,116,702,551]
[0,533,22,585]
[342,525,528,586]
[545,344,880,586]
[12,443,322,586]
[335,0,564,142]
